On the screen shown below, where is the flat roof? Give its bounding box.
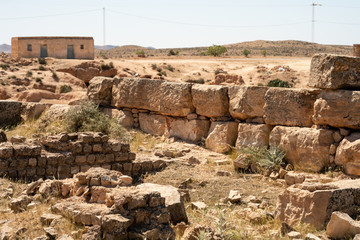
[12,36,93,40]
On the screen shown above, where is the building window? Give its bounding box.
[27,44,32,51]
[80,45,84,50]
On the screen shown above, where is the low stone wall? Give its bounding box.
[88,54,360,174]
[0,132,166,180]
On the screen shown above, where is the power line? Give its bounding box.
[107,9,310,29]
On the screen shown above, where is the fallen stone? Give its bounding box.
[227,190,242,204]
[9,195,31,213]
[205,121,238,153]
[305,233,321,240]
[335,132,360,176]
[44,227,57,240]
[187,156,200,165]
[284,172,305,185]
[191,201,207,210]
[270,126,334,172]
[216,170,231,176]
[309,54,360,89]
[233,153,251,171]
[326,211,360,239]
[40,213,62,226]
[287,231,301,239]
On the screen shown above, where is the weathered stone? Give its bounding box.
[191,201,207,210]
[139,113,167,136]
[313,90,360,129]
[136,183,188,225]
[205,121,238,153]
[101,214,133,233]
[0,143,13,159]
[42,104,71,120]
[326,211,360,239]
[21,102,50,121]
[9,195,31,213]
[87,77,114,106]
[264,88,319,127]
[270,126,334,172]
[287,231,301,239]
[304,233,321,240]
[0,100,22,128]
[191,85,229,117]
[227,190,242,204]
[102,108,134,128]
[284,172,305,185]
[335,132,360,176]
[233,153,251,171]
[228,86,268,120]
[275,179,360,229]
[112,78,194,117]
[309,54,360,89]
[236,123,271,148]
[166,118,210,142]
[40,214,62,226]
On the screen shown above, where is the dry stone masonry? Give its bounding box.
[0,132,166,180]
[87,53,360,174]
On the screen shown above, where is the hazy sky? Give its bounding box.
[1,0,360,48]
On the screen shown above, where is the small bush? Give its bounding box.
[38,65,46,71]
[9,75,16,79]
[167,49,179,56]
[0,64,9,70]
[243,49,251,57]
[267,79,293,88]
[185,78,205,84]
[26,71,32,77]
[207,45,227,57]
[166,65,175,72]
[101,62,114,71]
[136,50,145,57]
[157,71,167,77]
[60,85,72,93]
[261,49,267,57]
[38,58,47,65]
[35,77,42,83]
[151,64,157,70]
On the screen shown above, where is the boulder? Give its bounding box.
[309,54,360,89]
[166,118,210,142]
[191,85,229,117]
[112,78,194,117]
[264,88,319,127]
[0,100,22,128]
[9,195,32,213]
[275,179,360,229]
[42,104,71,120]
[87,77,114,106]
[103,108,134,128]
[21,102,51,120]
[335,132,360,176]
[270,126,334,172]
[136,183,188,225]
[205,121,238,153]
[326,211,360,239]
[236,123,272,148]
[228,86,268,120]
[139,113,167,136]
[313,90,360,129]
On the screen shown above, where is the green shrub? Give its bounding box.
[9,75,16,79]
[60,85,72,93]
[38,65,46,71]
[64,101,129,142]
[26,71,33,77]
[166,65,175,72]
[243,49,251,57]
[206,45,227,57]
[157,71,167,77]
[136,50,145,57]
[52,71,59,80]
[35,77,42,83]
[151,64,157,70]
[156,67,162,72]
[261,49,267,57]
[167,49,179,56]
[0,64,9,70]
[38,58,47,65]
[267,79,293,88]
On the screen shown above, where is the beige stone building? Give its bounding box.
[11,36,94,59]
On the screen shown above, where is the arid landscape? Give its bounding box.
[1,40,360,240]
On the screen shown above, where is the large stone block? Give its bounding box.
[87,77,114,106]
[335,133,360,176]
[103,108,134,128]
[139,113,167,136]
[228,86,268,120]
[112,78,194,117]
[275,179,360,229]
[21,102,51,120]
[264,88,319,127]
[0,100,22,128]
[309,54,360,89]
[313,90,360,129]
[236,123,272,148]
[191,85,229,117]
[270,126,334,172]
[205,122,238,153]
[166,118,210,142]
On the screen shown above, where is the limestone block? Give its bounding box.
[264,88,319,127]
[236,123,272,148]
[102,108,134,128]
[228,86,268,120]
[191,84,229,117]
[275,179,360,229]
[139,113,167,136]
[309,54,360,89]
[87,77,114,106]
[313,90,360,129]
[205,121,238,153]
[335,133,360,176]
[112,78,194,117]
[166,117,210,142]
[270,126,334,172]
[21,102,51,121]
[326,211,360,239]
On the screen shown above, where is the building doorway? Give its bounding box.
[40,45,48,57]
[67,45,74,59]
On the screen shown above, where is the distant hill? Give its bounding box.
[94,45,119,50]
[0,44,11,53]
[95,40,352,58]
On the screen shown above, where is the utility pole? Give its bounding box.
[312,2,322,43]
[103,7,106,50]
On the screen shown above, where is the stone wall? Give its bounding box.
[0,132,166,180]
[88,54,360,175]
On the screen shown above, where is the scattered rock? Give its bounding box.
[284,172,305,185]
[44,227,58,240]
[305,233,321,240]
[281,222,297,236]
[191,201,207,210]
[227,190,242,204]
[9,195,31,213]
[40,214,62,226]
[287,231,302,239]
[187,156,200,165]
[216,170,231,176]
[326,211,360,239]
